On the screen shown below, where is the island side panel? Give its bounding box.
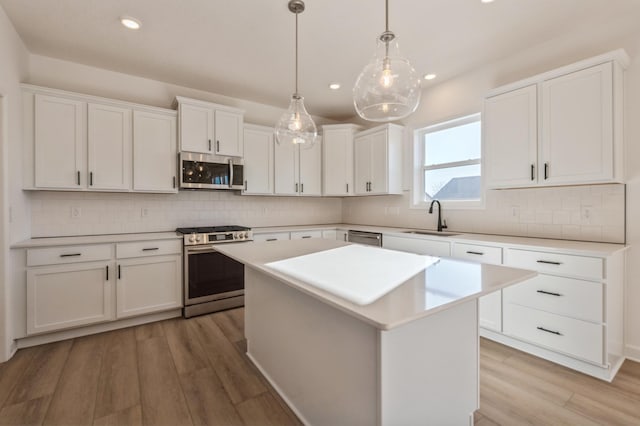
[379,299,479,425]
[244,267,379,426]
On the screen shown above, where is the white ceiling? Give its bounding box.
[1,0,639,120]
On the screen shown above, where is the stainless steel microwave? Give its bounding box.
[179,152,244,190]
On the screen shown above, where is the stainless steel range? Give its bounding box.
[177,225,253,318]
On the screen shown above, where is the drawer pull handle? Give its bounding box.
[537,326,562,336]
[60,253,82,257]
[302,236,312,239]
[537,290,562,297]
[536,260,562,265]
[266,238,277,242]
[142,247,159,251]
[466,251,484,256]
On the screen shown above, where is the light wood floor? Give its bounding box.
[0,308,638,426]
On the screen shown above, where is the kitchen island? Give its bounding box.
[215,239,536,425]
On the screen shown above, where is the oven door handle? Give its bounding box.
[186,246,218,253]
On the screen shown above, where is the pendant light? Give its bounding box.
[353,0,421,122]
[275,0,317,149]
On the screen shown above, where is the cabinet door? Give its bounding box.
[299,138,322,196]
[214,109,243,157]
[354,135,372,195]
[243,126,273,194]
[253,232,291,242]
[180,103,213,153]
[133,110,177,192]
[117,255,182,318]
[88,103,132,190]
[323,128,353,196]
[27,261,114,334]
[274,140,299,195]
[382,235,451,257]
[34,94,85,189]
[368,129,389,194]
[541,63,613,185]
[484,85,538,188]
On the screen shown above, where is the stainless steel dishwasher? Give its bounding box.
[347,230,383,247]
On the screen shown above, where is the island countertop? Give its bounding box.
[215,239,537,330]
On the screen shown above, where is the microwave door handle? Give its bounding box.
[228,158,233,188]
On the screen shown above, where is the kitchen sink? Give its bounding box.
[403,230,460,237]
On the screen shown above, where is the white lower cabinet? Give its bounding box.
[27,261,114,335]
[116,255,182,319]
[382,235,451,257]
[253,232,291,242]
[25,238,182,335]
[336,230,348,242]
[451,242,503,332]
[291,230,323,240]
[321,229,337,240]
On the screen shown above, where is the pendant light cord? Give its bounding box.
[385,0,389,32]
[295,11,299,95]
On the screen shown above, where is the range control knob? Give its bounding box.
[195,235,202,243]
[237,232,245,240]
[189,234,196,243]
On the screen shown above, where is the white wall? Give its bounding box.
[345,26,640,359]
[0,5,29,361]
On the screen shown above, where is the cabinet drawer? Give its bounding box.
[253,232,290,242]
[452,243,502,265]
[27,244,113,266]
[505,248,603,280]
[291,230,323,240]
[504,275,603,323]
[116,239,182,259]
[383,235,451,257]
[503,303,603,365]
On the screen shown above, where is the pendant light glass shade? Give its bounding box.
[353,0,421,122]
[275,0,317,149]
[275,94,317,147]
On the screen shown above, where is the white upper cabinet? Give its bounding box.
[34,94,85,189]
[322,124,361,196]
[24,85,179,193]
[354,124,403,195]
[243,124,274,195]
[88,103,132,190]
[179,102,213,153]
[176,96,244,157]
[215,109,244,157]
[541,63,614,185]
[274,138,322,196]
[133,110,178,192]
[484,50,627,189]
[484,85,538,188]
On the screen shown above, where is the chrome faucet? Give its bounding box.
[428,200,448,232]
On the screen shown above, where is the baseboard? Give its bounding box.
[625,344,640,363]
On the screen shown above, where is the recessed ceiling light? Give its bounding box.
[481,0,495,3]
[329,83,341,90]
[120,16,141,30]
[423,73,437,80]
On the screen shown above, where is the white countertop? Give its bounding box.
[254,223,627,257]
[12,223,626,257]
[11,232,181,248]
[215,239,537,330]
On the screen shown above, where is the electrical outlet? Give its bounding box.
[581,205,593,222]
[141,208,149,218]
[511,206,520,217]
[71,207,82,218]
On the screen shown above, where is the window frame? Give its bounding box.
[410,113,484,210]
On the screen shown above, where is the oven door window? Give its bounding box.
[187,250,244,298]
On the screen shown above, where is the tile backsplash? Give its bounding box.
[342,184,625,244]
[29,184,625,244]
[30,191,343,237]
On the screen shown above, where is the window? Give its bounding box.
[412,114,482,208]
